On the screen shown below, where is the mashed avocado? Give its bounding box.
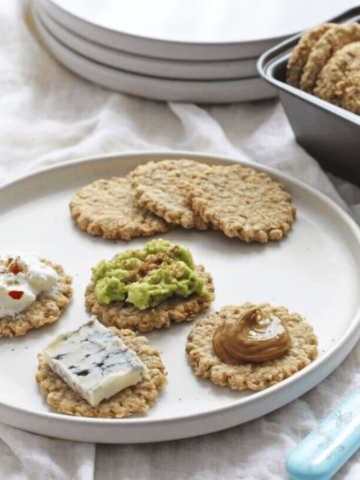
[93,239,212,310]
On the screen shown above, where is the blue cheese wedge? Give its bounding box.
[43,317,147,407]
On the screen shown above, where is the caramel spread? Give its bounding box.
[212,307,291,363]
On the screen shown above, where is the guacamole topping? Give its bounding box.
[93,239,212,310]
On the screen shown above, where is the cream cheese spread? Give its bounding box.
[0,253,58,318]
[43,317,148,407]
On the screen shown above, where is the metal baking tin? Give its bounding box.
[257,7,360,186]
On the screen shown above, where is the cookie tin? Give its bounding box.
[257,7,360,186]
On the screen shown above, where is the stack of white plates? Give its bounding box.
[32,0,359,103]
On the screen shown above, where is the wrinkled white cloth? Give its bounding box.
[2,1,360,479]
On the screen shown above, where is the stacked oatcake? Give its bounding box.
[287,22,360,115]
[70,159,296,244]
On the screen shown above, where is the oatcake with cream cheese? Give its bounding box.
[0,258,73,338]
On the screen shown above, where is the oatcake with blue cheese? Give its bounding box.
[36,320,167,418]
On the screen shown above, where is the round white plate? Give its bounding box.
[38,0,360,60]
[32,6,276,104]
[1,151,360,444]
[36,3,258,81]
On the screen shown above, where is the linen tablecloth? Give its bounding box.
[2,1,360,479]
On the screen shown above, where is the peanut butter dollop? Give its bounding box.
[212,307,291,363]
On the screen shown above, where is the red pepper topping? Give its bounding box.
[9,291,24,300]
[11,265,22,275]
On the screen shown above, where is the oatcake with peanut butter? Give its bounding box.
[130,159,209,230]
[36,327,167,418]
[186,303,318,391]
[70,176,174,241]
[186,163,296,243]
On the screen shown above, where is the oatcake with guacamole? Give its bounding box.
[85,239,214,332]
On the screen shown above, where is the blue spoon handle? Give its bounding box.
[286,389,360,480]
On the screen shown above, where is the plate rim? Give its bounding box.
[36,4,259,81]
[37,0,289,61]
[1,150,360,443]
[32,4,276,104]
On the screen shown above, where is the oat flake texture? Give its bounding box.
[186,163,296,243]
[299,23,360,93]
[313,42,360,105]
[286,23,335,88]
[0,260,73,337]
[130,159,209,230]
[186,303,318,391]
[36,327,167,418]
[70,176,174,240]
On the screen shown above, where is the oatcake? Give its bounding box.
[313,42,360,105]
[85,264,214,332]
[130,159,209,230]
[300,23,360,93]
[36,327,167,418]
[70,176,174,241]
[287,23,335,88]
[186,163,296,243]
[0,260,73,338]
[186,303,318,391]
[333,52,360,115]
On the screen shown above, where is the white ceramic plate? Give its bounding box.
[38,0,360,60]
[32,6,276,104]
[36,3,258,81]
[1,151,360,444]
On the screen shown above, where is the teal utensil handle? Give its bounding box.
[286,389,360,480]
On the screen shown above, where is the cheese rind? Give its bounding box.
[43,317,147,407]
